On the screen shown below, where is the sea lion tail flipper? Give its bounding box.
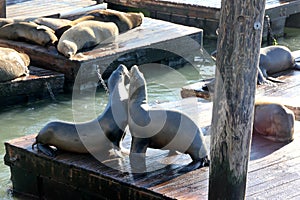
[36,143,56,157]
[32,140,37,149]
[266,76,284,84]
[294,62,300,70]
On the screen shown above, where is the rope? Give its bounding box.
[265,15,278,46]
[96,65,109,94]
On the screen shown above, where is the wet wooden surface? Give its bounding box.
[4,97,300,199]
[0,66,64,107]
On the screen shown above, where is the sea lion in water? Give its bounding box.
[258,45,300,84]
[57,20,119,58]
[128,65,209,172]
[0,21,58,46]
[0,47,30,82]
[253,101,295,143]
[32,65,130,157]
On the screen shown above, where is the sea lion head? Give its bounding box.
[129,65,147,99]
[59,40,77,58]
[107,64,130,92]
[33,122,55,146]
[127,12,144,28]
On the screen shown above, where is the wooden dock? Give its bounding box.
[4,69,300,199]
[105,0,300,38]
[5,0,100,18]
[0,1,203,91]
[0,66,64,107]
[0,17,203,91]
[4,102,300,199]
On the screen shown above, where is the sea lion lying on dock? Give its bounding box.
[0,47,30,82]
[202,45,300,92]
[258,45,300,84]
[85,9,144,33]
[32,65,130,157]
[0,21,58,46]
[253,101,295,143]
[57,20,119,58]
[0,17,72,31]
[128,65,209,172]
[54,9,143,40]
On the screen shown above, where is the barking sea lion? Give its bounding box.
[128,65,209,172]
[32,65,130,157]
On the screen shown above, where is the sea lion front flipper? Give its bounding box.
[129,137,149,172]
[257,67,278,85]
[178,156,210,173]
[36,143,56,157]
[294,61,300,70]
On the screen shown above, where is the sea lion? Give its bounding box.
[0,21,58,46]
[54,16,95,39]
[32,65,130,157]
[0,47,30,82]
[33,18,72,31]
[0,17,36,28]
[57,20,119,58]
[84,9,144,33]
[202,45,300,92]
[258,45,300,84]
[128,65,209,172]
[54,10,143,40]
[253,101,295,142]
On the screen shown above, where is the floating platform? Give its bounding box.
[0,66,64,107]
[0,16,203,91]
[106,0,300,38]
[5,0,102,18]
[4,96,300,199]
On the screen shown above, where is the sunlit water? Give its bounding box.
[1,28,300,199]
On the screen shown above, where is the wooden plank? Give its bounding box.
[0,66,64,107]
[6,0,98,18]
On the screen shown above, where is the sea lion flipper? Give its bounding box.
[257,67,277,85]
[178,156,210,173]
[294,61,300,70]
[36,143,56,157]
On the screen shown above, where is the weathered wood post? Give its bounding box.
[0,0,6,18]
[209,0,266,199]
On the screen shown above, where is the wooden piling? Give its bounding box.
[208,0,266,199]
[0,0,5,18]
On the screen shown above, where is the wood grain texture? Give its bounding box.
[208,0,266,198]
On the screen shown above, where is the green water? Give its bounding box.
[1,27,300,199]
